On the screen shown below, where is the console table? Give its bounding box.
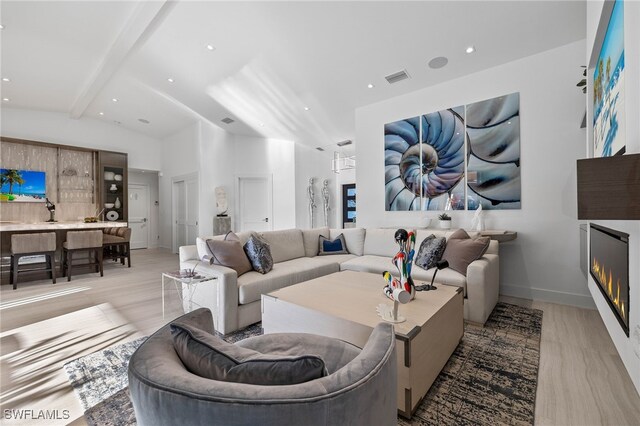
[479,230,518,242]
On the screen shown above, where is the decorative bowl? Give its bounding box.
[114,174,123,181]
[104,171,115,180]
[105,203,115,209]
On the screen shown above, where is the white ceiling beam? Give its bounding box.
[69,1,175,119]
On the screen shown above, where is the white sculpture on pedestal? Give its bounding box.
[215,186,228,216]
[322,179,330,227]
[471,204,484,231]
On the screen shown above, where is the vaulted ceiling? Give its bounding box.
[0,1,586,147]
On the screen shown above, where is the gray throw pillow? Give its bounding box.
[441,229,490,276]
[415,234,447,270]
[170,322,327,385]
[318,234,349,255]
[243,233,273,274]
[205,232,252,276]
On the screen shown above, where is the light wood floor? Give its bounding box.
[1,249,639,425]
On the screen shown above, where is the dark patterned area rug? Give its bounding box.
[64,303,541,425]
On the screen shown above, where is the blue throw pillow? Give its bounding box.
[318,234,349,255]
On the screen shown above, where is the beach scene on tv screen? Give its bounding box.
[1,169,47,202]
[593,0,625,158]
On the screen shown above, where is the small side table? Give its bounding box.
[161,272,217,319]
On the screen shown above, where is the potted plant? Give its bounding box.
[438,213,452,229]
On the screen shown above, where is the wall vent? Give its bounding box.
[221,117,235,124]
[385,69,410,84]
[315,147,325,151]
[337,140,353,147]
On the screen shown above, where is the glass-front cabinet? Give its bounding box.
[97,151,128,222]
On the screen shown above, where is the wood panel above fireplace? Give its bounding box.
[577,154,640,220]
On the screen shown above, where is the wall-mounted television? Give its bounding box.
[0,169,47,202]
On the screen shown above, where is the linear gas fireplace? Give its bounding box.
[590,224,630,336]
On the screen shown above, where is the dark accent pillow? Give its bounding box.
[441,229,490,276]
[243,233,273,274]
[415,234,447,270]
[205,231,252,276]
[318,234,349,255]
[170,322,327,385]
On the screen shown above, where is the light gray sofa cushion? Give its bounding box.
[171,321,326,385]
[260,228,306,263]
[301,227,329,257]
[330,228,366,256]
[238,257,339,305]
[340,255,467,295]
[363,228,413,257]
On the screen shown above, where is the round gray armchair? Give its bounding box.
[128,308,397,426]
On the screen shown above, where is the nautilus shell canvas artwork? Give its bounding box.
[384,92,521,211]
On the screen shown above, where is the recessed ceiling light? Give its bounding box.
[206,44,215,51]
[99,112,104,116]
[111,98,118,102]
[2,98,9,102]
[259,122,265,127]
[428,56,449,69]
[138,118,150,124]
[304,106,310,111]
[367,83,374,89]
[507,121,512,125]
[167,78,174,83]
[0,24,4,30]
[2,77,10,82]
[466,46,476,54]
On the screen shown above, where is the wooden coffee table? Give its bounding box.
[261,270,463,417]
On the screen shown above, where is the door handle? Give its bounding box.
[143,218,147,222]
[263,218,269,222]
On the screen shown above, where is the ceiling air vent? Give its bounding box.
[385,69,410,84]
[221,117,235,124]
[337,140,353,147]
[315,147,325,151]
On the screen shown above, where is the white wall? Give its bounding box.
[234,135,296,231]
[355,40,591,308]
[158,122,200,249]
[199,122,235,237]
[128,170,160,249]
[1,108,162,170]
[157,124,298,249]
[586,0,640,394]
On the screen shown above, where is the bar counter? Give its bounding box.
[0,221,128,285]
[0,221,126,232]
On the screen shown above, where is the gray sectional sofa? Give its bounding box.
[179,227,499,334]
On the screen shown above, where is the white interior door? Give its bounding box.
[237,176,272,232]
[128,183,149,249]
[172,174,199,253]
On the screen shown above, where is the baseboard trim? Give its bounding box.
[500,284,596,310]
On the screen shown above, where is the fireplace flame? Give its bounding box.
[592,258,626,320]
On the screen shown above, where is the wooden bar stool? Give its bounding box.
[62,230,103,281]
[10,232,57,289]
[102,227,132,267]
